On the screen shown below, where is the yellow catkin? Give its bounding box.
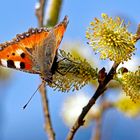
[120,70,140,102]
[86,13,136,63]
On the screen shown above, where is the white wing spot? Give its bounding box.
[14,61,21,69]
[1,59,7,67]
[16,49,24,55]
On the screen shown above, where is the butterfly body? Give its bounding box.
[0,16,69,82]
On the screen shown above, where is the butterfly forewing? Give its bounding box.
[53,17,68,48]
[0,42,35,73]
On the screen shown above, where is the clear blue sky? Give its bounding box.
[0,0,140,140]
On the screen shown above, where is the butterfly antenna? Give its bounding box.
[23,83,42,109]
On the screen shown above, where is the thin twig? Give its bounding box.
[40,80,55,140]
[35,0,56,139]
[93,117,101,140]
[66,62,119,140]
[35,0,47,27]
[92,99,114,140]
[35,0,63,139]
[92,95,104,140]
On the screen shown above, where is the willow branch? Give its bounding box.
[93,117,101,140]
[35,0,47,27]
[35,0,55,139]
[66,62,119,140]
[92,100,114,140]
[46,0,63,26]
[40,81,55,140]
[35,0,64,139]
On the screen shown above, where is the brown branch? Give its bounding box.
[66,62,119,140]
[35,0,47,27]
[92,100,114,140]
[35,1,56,139]
[40,80,55,140]
[93,117,101,140]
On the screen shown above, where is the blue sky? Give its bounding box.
[0,0,140,140]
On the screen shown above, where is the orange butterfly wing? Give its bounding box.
[53,16,68,48]
[0,16,68,74]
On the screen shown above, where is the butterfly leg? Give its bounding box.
[56,65,73,76]
[41,71,53,84]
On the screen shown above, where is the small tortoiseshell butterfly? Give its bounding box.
[0,16,69,82]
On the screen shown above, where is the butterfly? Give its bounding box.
[0,16,69,82]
